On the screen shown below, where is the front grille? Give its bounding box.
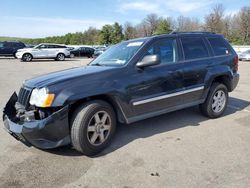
[17,87,32,108]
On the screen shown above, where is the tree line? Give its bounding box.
[22,4,250,45]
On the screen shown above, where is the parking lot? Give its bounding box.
[0,57,249,188]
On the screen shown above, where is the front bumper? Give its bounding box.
[3,93,70,149]
[15,52,23,59]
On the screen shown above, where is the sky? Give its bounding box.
[0,0,248,38]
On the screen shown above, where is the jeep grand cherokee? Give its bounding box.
[3,32,239,156]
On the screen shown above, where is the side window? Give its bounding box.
[4,42,12,47]
[39,44,47,49]
[10,43,16,47]
[181,37,209,60]
[0,42,3,48]
[143,39,177,64]
[54,45,63,48]
[207,37,230,56]
[13,43,22,48]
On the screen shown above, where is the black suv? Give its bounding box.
[3,32,239,156]
[70,47,95,58]
[0,41,26,57]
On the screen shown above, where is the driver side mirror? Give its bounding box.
[136,54,160,68]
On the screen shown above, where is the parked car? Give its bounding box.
[0,41,26,58]
[238,50,250,61]
[15,43,71,62]
[3,32,239,156]
[70,47,94,58]
[93,47,107,58]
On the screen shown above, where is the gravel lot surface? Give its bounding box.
[0,57,249,188]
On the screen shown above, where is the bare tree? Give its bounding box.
[123,22,137,40]
[204,4,225,33]
[176,16,201,31]
[239,6,250,43]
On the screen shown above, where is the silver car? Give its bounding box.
[16,43,71,62]
[238,50,250,61]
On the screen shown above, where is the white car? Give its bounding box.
[238,50,250,61]
[16,43,71,62]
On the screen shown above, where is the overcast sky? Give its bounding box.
[0,0,248,38]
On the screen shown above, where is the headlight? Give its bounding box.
[29,87,55,107]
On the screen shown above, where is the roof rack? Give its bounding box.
[170,31,216,35]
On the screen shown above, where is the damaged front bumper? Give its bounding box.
[2,93,71,149]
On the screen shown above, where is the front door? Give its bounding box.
[128,38,185,117]
[33,44,49,58]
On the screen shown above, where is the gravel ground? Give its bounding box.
[0,57,249,188]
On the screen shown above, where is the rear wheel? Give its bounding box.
[200,83,228,118]
[71,100,116,156]
[56,53,65,61]
[22,53,32,62]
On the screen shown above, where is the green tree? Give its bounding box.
[111,22,124,43]
[98,24,113,44]
[154,19,172,35]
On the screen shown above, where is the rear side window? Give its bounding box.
[0,42,4,48]
[55,45,66,48]
[181,37,209,60]
[11,43,22,47]
[207,37,230,56]
[4,42,12,47]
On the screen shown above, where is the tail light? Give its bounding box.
[233,55,238,72]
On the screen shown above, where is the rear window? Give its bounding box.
[207,37,230,56]
[181,37,209,60]
[11,42,23,47]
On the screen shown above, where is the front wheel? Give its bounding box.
[71,100,116,156]
[200,83,228,118]
[22,53,33,62]
[56,53,65,61]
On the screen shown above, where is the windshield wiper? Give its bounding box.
[90,63,103,66]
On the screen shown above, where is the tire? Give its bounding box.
[22,53,33,62]
[200,83,228,118]
[56,53,65,61]
[71,100,116,156]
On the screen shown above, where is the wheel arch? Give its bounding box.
[211,75,232,91]
[56,52,66,57]
[22,52,33,58]
[68,94,127,126]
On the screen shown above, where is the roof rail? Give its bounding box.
[170,31,216,35]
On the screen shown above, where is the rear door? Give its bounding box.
[128,38,185,116]
[180,36,211,103]
[46,45,58,57]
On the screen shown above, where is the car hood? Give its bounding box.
[24,65,115,88]
[18,48,33,52]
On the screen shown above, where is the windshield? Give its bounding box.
[34,44,41,49]
[90,41,144,66]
